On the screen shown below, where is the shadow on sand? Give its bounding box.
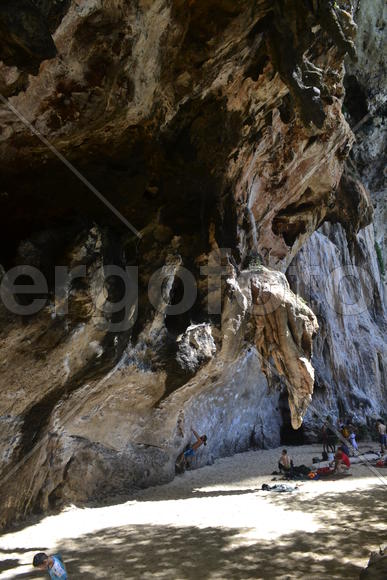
[3,485,386,579]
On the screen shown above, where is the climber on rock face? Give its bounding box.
[184,428,208,458]
[178,428,207,469]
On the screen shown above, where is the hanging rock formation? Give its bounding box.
[0,0,385,528]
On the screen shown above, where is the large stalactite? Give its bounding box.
[0,0,384,529]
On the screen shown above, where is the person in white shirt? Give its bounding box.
[376,419,386,455]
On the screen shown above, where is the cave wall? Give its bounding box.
[288,222,386,436]
[287,0,386,434]
[0,0,385,528]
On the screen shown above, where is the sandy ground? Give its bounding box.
[0,444,386,580]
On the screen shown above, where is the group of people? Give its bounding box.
[321,416,359,456]
[32,419,387,578]
[278,445,350,477]
[179,419,387,480]
[278,417,387,479]
[320,416,387,473]
[321,416,386,457]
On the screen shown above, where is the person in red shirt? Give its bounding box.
[333,447,350,473]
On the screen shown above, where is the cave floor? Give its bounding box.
[0,444,386,579]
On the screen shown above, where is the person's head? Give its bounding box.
[336,450,343,459]
[201,435,207,446]
[377,419,384,425]
[33,553,49,569]
[282,449,287,455]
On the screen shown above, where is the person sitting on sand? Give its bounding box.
[376,419,386,455]
[333,448,350,473]
[178,428,207,469]
[33,553,67,579]
[278,449,294,474]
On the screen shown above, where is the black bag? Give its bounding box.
[293,464,311,476]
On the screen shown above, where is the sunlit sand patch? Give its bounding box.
[0,444,385,579]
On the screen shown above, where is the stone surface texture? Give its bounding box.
[0,0,385,527]
[287,0,386,436]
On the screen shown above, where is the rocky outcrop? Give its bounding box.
[265,0,357,128]
[287,0,386,435]
[346,0,386,299]
[0,228,316,526]
[228,269,318,429]
[0,0,57,75]
[0,0,384,528]
[288,222,386,435]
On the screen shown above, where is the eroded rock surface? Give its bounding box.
[225,269,318,429]
[287,0,386,436]
[0,0,385,528]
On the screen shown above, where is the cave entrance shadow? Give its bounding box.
[279,390,305,445]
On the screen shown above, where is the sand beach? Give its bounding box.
[0,444,386,579]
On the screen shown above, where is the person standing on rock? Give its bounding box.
[33,553,67,579]
[376,419,386,455]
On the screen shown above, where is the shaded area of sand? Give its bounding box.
[0,445,386,579]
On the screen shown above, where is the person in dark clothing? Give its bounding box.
[325,416,337,453]
[340,443,350,457]
[321,419,329,454]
